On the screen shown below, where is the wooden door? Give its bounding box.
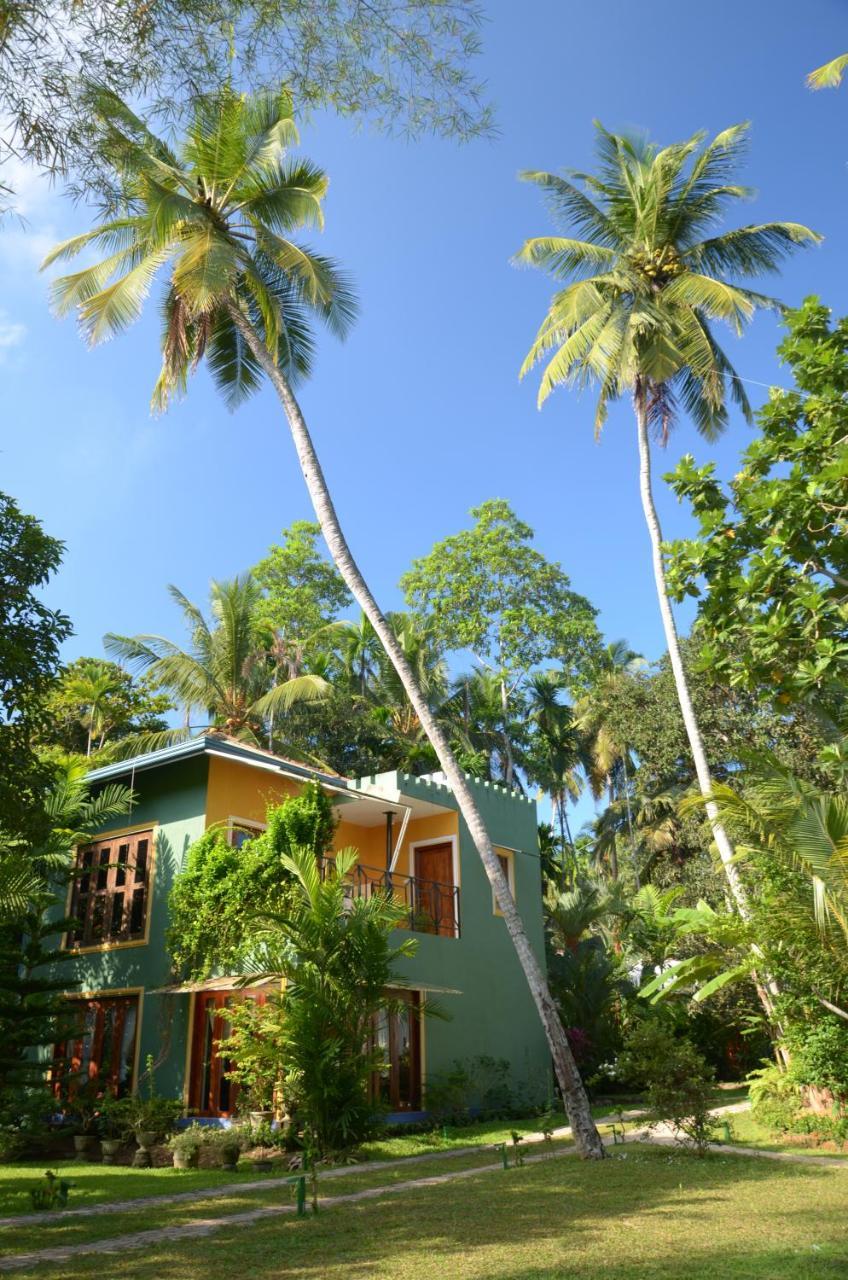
[189,993,237,1117]
[188,990,269,1116]
[413,842,456,937]
[371,992,421,1111]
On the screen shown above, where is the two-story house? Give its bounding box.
[48,735,550,1121]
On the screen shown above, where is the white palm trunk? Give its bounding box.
[234,308,606,1159]
[634,389,784,1038]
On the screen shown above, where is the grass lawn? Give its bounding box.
[0,1143,574,1258]
[725,1110,848,1158]
[0,1089,751,1222]
[3,1145,846,1279]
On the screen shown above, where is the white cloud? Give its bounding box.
[0,152,71,272]
[0,310,26,361]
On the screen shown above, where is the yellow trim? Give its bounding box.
[61,985,145,1093]
[182,992,196,1108]
[63,822,159,956]
[492,846,516,917]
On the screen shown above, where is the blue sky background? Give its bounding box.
[2,0,846,820]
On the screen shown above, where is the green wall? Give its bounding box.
[357,772,551,1108]
[48,755,551,1112]
[44,756,208,1100]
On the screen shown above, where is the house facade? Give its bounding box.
[46,736,550,1120]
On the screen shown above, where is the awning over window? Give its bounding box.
[148,976,276,995]
[149,976,460,996]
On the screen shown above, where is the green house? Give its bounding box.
[47,736,550,1121]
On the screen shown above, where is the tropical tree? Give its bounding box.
[243,841,418,1154]
[514,122,819,943]
[367,613,448,772]
[665,300,848,707]
[105,575,327,749]
[42,657,172,757]
[0,492,72,846]
[524,671,585,856]
[402,499,600,787]
[45,87,605,1156]
[574,641,644,880]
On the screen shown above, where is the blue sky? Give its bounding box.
[2,0,846,817]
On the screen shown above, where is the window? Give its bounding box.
[226,818,265,849]
[53,994,140,1098]
[492,848,516,916]
[66,829,153,949]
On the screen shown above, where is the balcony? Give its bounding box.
[318,858,460,938]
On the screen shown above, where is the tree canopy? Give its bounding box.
[665,299,848,706]
[402,499,600,687]
[0,492,71,844]
[2,0,492,207]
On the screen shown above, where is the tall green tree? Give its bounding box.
[105,575,327,748]
[402,499,600,786]
[0,492,72,846]
[42,657,172,758]
[665,300,848,707]
[46,89,605,1156]
[254,520,352,650]
[515,122,818,944]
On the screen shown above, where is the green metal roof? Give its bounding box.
[85,734,352,792]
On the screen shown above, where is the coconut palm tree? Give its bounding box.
[808,55,848,89]
[515,123,819,937]
[574,641,644,881]
[525,671,585,858]
[105,575,328,748]
[44,87,605,1156]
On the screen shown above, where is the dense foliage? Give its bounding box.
[0,492,71,845]
[666,300,848,706]
[2,0,491,208]
[168,782,336,978]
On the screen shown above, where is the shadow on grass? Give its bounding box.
[3,1144,846,1279]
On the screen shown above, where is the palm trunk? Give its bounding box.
[234,308,605,1158]
[634,383,785,1046]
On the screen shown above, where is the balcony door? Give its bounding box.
[413,840,457,937]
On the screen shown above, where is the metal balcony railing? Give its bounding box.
[317,857,460,938]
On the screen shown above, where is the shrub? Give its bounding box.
[0,1087,55,1159]
[748,1063,803,1133]
[618,1019,720,1156]
[425,1057,514,1124]
[793,1021,848,1099]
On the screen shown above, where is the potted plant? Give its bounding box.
[206,1126,242,1172]
[167,1124,206,1170]
[64,1084,103,1161]
[128,1095,184,1168]
[98,1097,133,1165]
